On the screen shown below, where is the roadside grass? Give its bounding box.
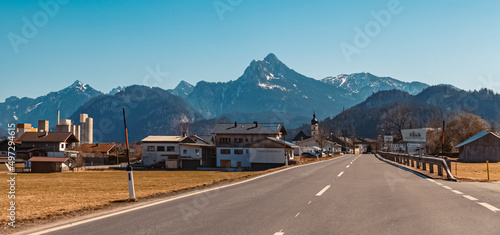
[452,162,500,182]
[0,171,261,224]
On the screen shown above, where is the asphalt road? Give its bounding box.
[25,154,500,235]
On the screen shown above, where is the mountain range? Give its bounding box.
[3,53,489,142]
[316,86,500,139]
[0,81,102,132]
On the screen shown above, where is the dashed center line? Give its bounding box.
[316,185,331,196]
[463,195,478,201]
[442,186,452,190]
[274,229,284,235]
[435,182,443,186]
[295,212,300,218]
[337,172,344,177]
[451,190,463,195]
[477,202,500,213]
[308,201,312,205]
[346,165,350,168]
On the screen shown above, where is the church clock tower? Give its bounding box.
[311,113,319,137]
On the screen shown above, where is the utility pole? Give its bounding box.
[123,108,136,200]
[283,133,288,166]
[442,120,445,158]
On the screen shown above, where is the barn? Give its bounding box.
[455,131,500,163]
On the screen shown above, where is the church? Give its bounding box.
[292,113,342,156]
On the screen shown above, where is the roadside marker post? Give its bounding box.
[123,108,136,200]
[486,160,490,182]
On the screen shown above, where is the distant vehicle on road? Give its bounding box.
[300,152,318,158]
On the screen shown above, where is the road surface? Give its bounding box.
[24,154,500,235]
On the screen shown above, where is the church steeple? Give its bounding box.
[311,112,319,137]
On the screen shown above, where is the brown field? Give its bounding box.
[451,161,500,182]
[0,155,339,228]
[0,170,264,224]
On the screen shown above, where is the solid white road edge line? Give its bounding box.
[442,186,452,190]
[316,185,331,196]
[29,155,349,235]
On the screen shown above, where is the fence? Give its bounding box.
[377,152,457,181]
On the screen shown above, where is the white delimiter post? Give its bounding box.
[122,108,136,200]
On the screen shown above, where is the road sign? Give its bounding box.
[402,129,427,143]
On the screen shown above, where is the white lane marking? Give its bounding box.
[435,182,443,186]
[274,229,285,235]
[451,190,463,195]
[346,165,350,168]
[442,186,452,190]
[463,195,478,201]
[426,179,436,183]
[316,185,331,196]
[337,172,344,177]
[308,201,312,204]
[30,155,349,235]
[477,202,500,213]
[295,212,300,218]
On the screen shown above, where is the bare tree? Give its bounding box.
[315,128,330,154]
[379,103,412,138]
[447,112,490,150]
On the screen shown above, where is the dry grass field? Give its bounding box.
[0,170,263,224]
[451,161,500,182]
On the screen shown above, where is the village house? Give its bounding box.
[212,122,296,170]
[17,132,80,158]
[75,143,118,165]
[455,131,500,162]
[141,135,208,169]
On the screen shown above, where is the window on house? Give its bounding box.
[234,149,243,155]
[147,146,155,152]
[246,149,249,154]
[235,138,243,143]
[220,138,231,144]
[60,143,64,149]
[220,149,231,154]
[167,146,175,152]
[183,149,187,154]
[157,146,165,152]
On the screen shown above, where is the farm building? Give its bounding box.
[29,157,71,173]
[455,131,500,162]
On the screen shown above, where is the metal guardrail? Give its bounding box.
[377,152,457,181]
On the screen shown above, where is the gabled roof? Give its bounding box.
[28,157,69,162]
[189,135,211,145]
[455,131,500,148]
[212,123,287,135]
[141,136,194,143]
[292,130,310,142]
[265,137,298,148]
[18,132,79,143]
[76,143,115,153]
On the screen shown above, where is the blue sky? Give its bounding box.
[1,0,499,101]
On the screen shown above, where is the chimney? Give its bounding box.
[254,121,258,127]
[234,122,238,128]
[182,132,187,137]
[57,110,60,125]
